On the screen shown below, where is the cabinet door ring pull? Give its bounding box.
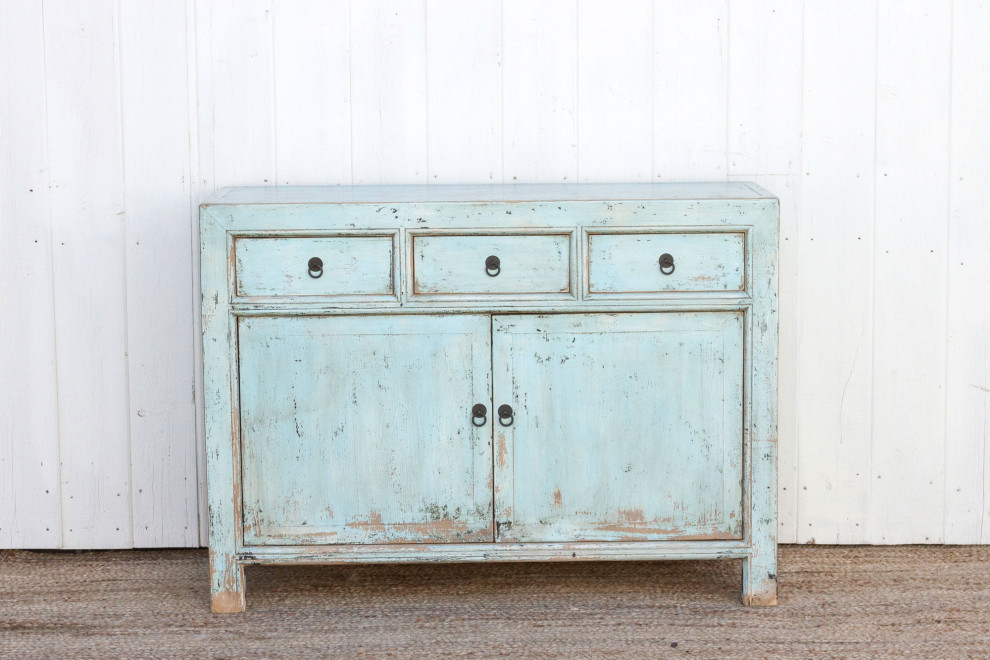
[497,404,514,426]
[471,403,488,427]
[308,257,324,278]
[658,253,675,275]
[485,255,501,277]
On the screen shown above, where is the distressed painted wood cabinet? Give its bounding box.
[200,183,779,612]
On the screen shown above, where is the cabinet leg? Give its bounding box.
[210,551,246,613]
[742,554,777,606]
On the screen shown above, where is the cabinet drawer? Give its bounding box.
[234,235,395,298]
[411,233,572,296]
[587,231,745,294]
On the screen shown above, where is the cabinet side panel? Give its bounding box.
[743,200,779,605]
[201,210,243,607]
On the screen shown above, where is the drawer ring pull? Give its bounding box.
[307,257,324,279]
[471,403,488,427]
[658,253,675,275]
[485,255,501,277]
[497,404,514,427]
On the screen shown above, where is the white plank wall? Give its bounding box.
[577,1,653,182]
[0,0,61,548]
[795,0,876,545]
[652,0,727,181]
[272,0,352,186]
[119,0,200,547]
[426,1,502,183]
[350,0,428,185]
[502,0,577,183]
[1,0,988,548]
[43,0,132,549]
[946,0,990,544]
[872,1,953,543]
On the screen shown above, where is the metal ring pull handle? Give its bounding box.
[308,257,324,279]
[471,404,488,427]
[658,253,675,275]
[485,255,501,277]
[497,404,514,427]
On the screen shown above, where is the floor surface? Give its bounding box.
[2,546,989,658]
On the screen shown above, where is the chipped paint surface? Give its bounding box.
[492,312,744,543]
[411,232,572,296]
[235,234,396,298]
[587,231,746,294]
[237,314,494,546]
[496,434,508,469]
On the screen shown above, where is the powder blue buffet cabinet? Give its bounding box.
[200,183,779,612]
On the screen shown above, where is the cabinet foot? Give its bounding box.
[741,590,777,607]
[210,553,246,613]
[741,556,778,606]
[211,589,246,613]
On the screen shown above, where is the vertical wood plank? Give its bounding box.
[119,0,200,547]
[945,0,990,544]
[502,0,577,183]
[653,0,728,180]
[730,173,800,544]
[795,0,876,545]
[202,0,275,188]
[774,175,799,545]
[425,0,502,183]
[272,0,352,186]
[190,0,211,547]
[43,0,132,548]
[193,0,215,195]
[727,0,803,176]
[350,0,428,184]
[871,0,952,543]
[576,0,653,182]
[0,0,61,548]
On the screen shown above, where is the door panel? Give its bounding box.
[238,314,493,545]
[492,312,744,542]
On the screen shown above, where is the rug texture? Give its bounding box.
[1,546,989,658]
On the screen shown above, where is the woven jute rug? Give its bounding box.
[2,546,989,658]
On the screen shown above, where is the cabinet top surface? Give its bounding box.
[204,182,775,206]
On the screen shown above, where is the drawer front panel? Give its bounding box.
[587,231,745,294]
[492,312,744,543]
[238,314,494,545]
[235,235,394,297]
[412,233,571,295]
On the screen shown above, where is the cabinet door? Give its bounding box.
[492,312,744,542]
[238,315,493,545]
